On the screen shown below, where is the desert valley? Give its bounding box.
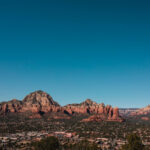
[0,90,150,150]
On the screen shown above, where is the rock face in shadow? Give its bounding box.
[0,91,124,122]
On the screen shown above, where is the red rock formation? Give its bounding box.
[131,105,150,116]
[21,90,61,113]
[119,108,138,116]
[82,114,106,122]
[64,99,106,115]
[82,107,124,123]
[63,99,119,117]
[82,114,123,122]
[0,91,61,115]
[0,99,22,114]
[0,91,124,122]
[53,116,71,120]
[29,113,42,119]
[64,99,124,122]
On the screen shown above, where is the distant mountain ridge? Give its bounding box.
[0,90,123,122]
[131,105,150,116]
[119,108,139,116]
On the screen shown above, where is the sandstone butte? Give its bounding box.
[0,90,124,122]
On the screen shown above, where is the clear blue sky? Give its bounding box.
[0,0,150,108]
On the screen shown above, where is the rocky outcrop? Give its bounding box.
[29,113,42,119]
[64,99,106,114]
[0,91,124,122]
[64,99,121,116]
[119,108,139,116]
[0,90,62,115]
[82,114,123,122]
[81,106,124,122]
[64,99,124,122]
[21,90,61,113]
[0,99,22,115]
[131,105,150,116]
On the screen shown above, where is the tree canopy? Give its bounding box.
[120,133,144,150]
[32,136,60,150]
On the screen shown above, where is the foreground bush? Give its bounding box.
[31,137,100,150]
[63,140,101,150]
[31,136,60,150]
[120,133,144,150]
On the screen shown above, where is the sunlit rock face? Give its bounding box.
[0,99,22,114]
[81,106,124,122]
[0,90,61,115]
[131,105,150,116]
[64,99,106,114]
[0,91,124,122]
[63,99,124,122]
[21,90,61,113]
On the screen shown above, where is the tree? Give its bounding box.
[120,133,144,150]
[64,140,101,150]
[31,136,60,150]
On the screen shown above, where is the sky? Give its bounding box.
[0,0,150,108]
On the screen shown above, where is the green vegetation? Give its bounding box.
[120,133,144,150]
[1,114,150,149]
[32,137,100,150]
[63,140,100,150]
[31,136,60,150]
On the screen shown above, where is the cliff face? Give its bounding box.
[64,99,118,115]
[0,91,123,122]
[21,90,61,113]
[0,91,61,114]
[64,99,124,122]
[0,99,22,114]
[64,99,106,114]
[80,105,124,122]
[119,108,139,116]
[131,105,150,116]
